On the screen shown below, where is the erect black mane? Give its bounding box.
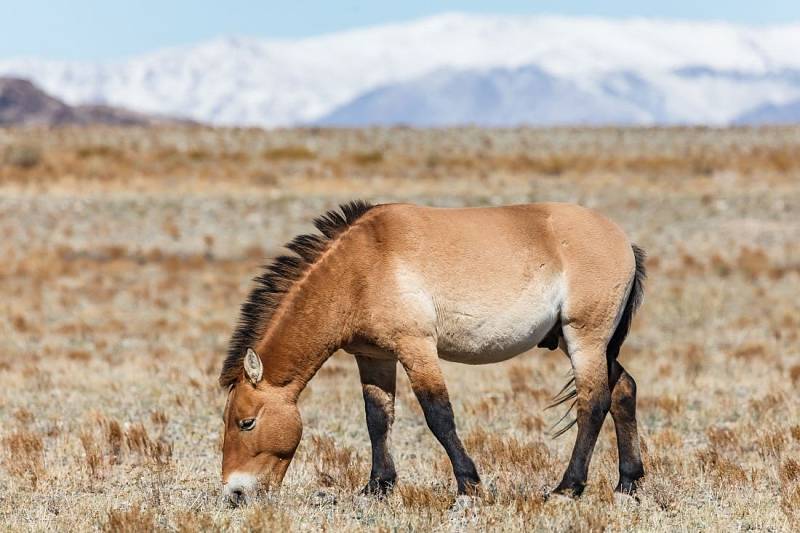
[219,200,375,387]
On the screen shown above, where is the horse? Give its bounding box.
[219,201,646,506]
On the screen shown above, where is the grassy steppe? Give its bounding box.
[1,126,799,531]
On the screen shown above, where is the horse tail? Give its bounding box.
[547,244,646,438]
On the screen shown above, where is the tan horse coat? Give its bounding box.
[220,202,645,504]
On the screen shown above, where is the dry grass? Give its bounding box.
[102,504,155,533]
[2,429,45,490]
[0,125,798,531]
[3,125,800,192]
[310,435,364,490]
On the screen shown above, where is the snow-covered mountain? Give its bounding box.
[2,13,800,127]
[734,98,800,124]
[319,65,651,126]
[319,66,800,126]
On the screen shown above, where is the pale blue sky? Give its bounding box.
[2,0,799,61]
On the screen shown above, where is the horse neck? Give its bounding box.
[255,252,356,401]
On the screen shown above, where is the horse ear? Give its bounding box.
[244,348,263,385]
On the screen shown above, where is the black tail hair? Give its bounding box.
[606,244,647,362]
[547,244,646,438]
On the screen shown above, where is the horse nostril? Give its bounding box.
[228,488,245,507]
[224,474,257,507]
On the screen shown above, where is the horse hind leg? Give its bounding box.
[550,316,644,497]
[355,356,398,496]
[608,361,645,494]
[552,335,612,497]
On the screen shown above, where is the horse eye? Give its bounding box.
[238,418,256,431]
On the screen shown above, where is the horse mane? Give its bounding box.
[219,200,375,387]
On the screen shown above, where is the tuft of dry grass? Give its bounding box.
[782,459,800,484]
[2,429,45,489]
[696,448,750,489]
[242,502,292,530]
[789,365,800,386]
[737,246,771,279]
[173,510,219,533]
[102,504,155,533]
[781,459,800,527]
[310,435,363,490]
[349,150,384,165]
[3,143,43,168]
[125,422,173,466]
[733,341,769,361]
[397,484,452,512]
[75,413,172,483]
[79,430,105,480]
[466,427,552,472]
[263,145,316,160]
[706,426,739,450]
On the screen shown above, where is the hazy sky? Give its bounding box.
[2,0,799,61]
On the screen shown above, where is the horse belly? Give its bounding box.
[436,279,564,365]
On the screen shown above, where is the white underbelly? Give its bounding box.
[435,276,564,365]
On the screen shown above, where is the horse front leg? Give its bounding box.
[356,356,398,496]
[395,336,480,495]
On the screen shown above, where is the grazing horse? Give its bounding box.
[219,201,646,505]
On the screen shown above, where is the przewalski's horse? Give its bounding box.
[220,201,646,505]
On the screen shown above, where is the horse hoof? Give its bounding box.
[310,490,337,507]
[614,483,641,503]
[613,490,640,505]
[451,494,480,510]
[546,483,583,500]
[544,489,576,503]
[360,479,394,498]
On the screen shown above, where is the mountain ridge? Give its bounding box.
[0,77,192,126]
[2,13,800,126]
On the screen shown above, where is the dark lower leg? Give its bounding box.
[399,346,480,495]
[609,362,644,493]
[356,356,397,495]
[415,391,481,494]
[554,352,611,497]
